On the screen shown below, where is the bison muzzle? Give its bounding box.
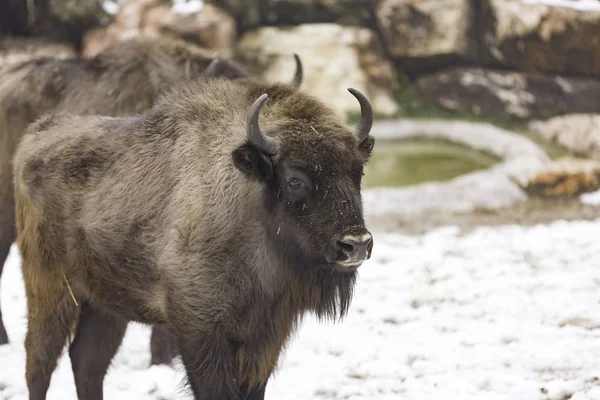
[13,78,374,400]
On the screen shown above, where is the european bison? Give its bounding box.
[0,35,303,363]
[13,77,374,399]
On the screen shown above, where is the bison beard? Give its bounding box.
[13,78,373,400]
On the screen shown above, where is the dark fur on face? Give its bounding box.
[13,78,374,399]
[230,85,375,320]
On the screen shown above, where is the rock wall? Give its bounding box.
[1,0,108,44]
[236,23,400,117]
[206,0,378,32]
[82,0,236,58]
[5,0,600,122]
[402,0,600,120]
[414,68,600,119]
[376,0,476,69]
[530,114,600,160]
[4,0,600,203]
[481,0,600,77]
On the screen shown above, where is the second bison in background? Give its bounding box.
[0,36,303,362]
[13,79,374,399]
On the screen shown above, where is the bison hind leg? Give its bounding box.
[68,302,127,400]
[150,324,178,366]
[24,293,79,400]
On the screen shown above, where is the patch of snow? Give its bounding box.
[363,171,528,217]
[172,0,204,14]
[581,189,600,206]
[2,219,600,399]
[522,0,600,11]
[102,0,204,16]
[102,0,121,15]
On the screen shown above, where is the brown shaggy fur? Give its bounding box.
[13,78,374,400]
[0,36,254,356]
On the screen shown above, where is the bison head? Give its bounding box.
[232,87,374,272]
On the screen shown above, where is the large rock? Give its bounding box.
[207,0,378,32]
[236,24,400,118]
[482,0,600,76]
[0,0,107,43]
[83,0,236,58]
[529,114,600,160]
[43,0,108,23]
[526,157,600,198]
[0,37,76,69]
[376,0,474,62]
[414,67,600,120]
[30,0,109,43]
[0,0,28,35]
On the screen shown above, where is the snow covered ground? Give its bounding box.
[1,220,600,400]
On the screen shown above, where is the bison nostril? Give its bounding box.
[337,241,355,254]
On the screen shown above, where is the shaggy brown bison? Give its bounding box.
[0,35,302,364]
[12,77,374,399]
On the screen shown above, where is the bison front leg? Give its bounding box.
[242,380,268,400]
[177,335,242,400]
[69,302,127,400]
[150,324,178,366]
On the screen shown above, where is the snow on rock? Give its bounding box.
[2,219,600,399]
[102,1,121,15]
[414,68,600,120]
[580,189,600,205]
[172,0,204,14]
[88,0,233,59]
[103,1,204,15]
[522,0,600,11]
[482,0,600,77]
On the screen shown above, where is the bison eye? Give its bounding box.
[287,177,303,190]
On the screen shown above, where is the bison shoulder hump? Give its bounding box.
[26,112,72,136]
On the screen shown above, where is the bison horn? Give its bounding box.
[290,54,303,89]
[204,58,221,79]
[247,93,278,155]
[347,88,373,144]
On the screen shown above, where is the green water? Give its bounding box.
[362,138,501,188]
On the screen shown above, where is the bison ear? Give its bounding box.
[232,143,274,182]
[359,135,375,157]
